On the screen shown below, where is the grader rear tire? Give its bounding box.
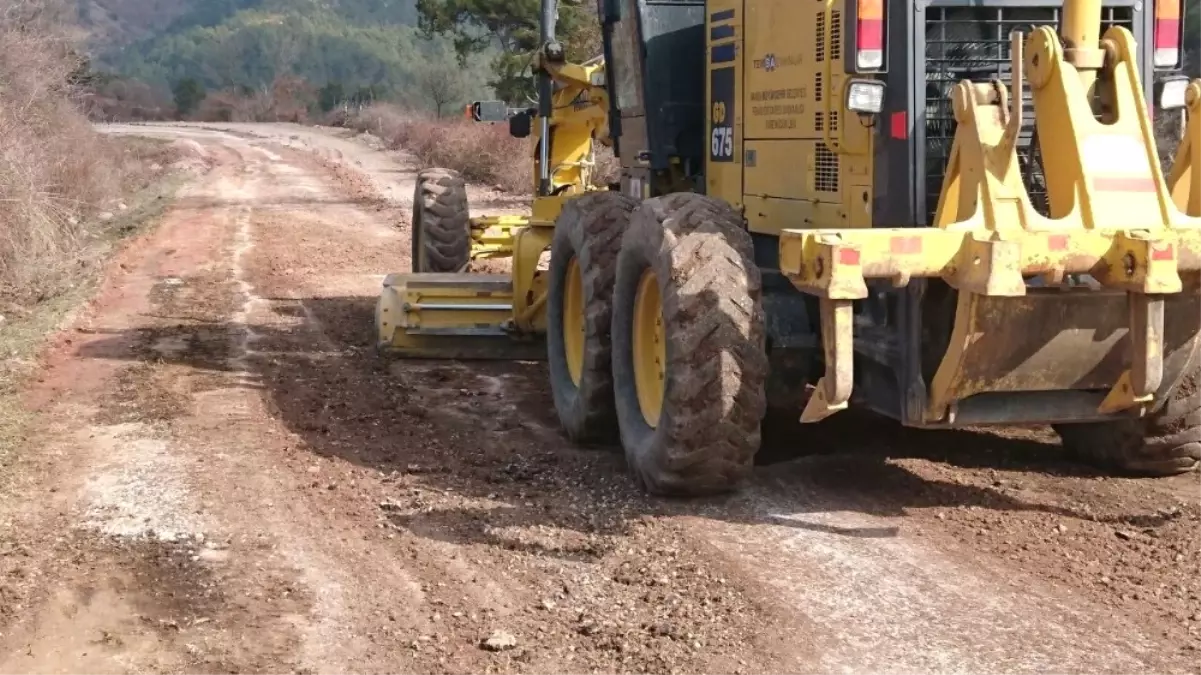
[547,191,639,444]
[1054,367,1201,476]
[611,193,768,496]
[412,168,470,273]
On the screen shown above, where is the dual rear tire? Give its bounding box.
[548,192,768,496]
[1054,368,1200,476]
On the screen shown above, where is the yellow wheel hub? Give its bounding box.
[563,256,586,386]
[632,269,666,428]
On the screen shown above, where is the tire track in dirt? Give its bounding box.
[250,121,1197,674]
[220,123,1198,673]
[0,141,313,674]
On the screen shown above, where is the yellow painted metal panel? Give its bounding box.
[743,194,846,235]
[744,139,846,209]
[705,0,744,208]
[743,0,822,141]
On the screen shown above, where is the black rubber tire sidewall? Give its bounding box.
[612,224,659,460]
[1053,363,1200,476]
[611,194,768,497]
[411,168,470,273]
[547,192,637,445]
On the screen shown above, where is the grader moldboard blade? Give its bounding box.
[375,272,547,360]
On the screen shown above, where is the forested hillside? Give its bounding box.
[75,0,1200,121]
[111,11,481,100]
[78,0,494,117]
[79,0,420,51]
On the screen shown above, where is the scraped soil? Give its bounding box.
[0,122,1196,674]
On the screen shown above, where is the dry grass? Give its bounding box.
[344,103,620,194]
[0,1,175,310]
[83,78,174,122]
[0,2,185,475]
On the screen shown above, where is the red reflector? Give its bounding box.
[1049,234,1069,251]
[838,248,861,266]
[890,236,921,254]
[890,111,907,139]
[1155,19,1181,47]
[1152,244,1175,261]
[858,19,884,50]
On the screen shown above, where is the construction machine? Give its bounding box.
[550,0,1200,495]
[380,0,1201,496]
[376,45,610,359]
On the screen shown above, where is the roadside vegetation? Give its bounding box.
[343,103,533,193]
[79,0,610,194]
[1,1,181,310]
[0,0,185,468]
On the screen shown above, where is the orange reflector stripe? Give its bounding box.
[1094,177,1157,192]
[1155,0,1182,20]
[857,0,883,20]
[1152,244,1175,261]
[890,236,921,255]
[839,248,861,266]
[1049,235,1069,251]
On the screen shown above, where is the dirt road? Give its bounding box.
[0,122,1197,674]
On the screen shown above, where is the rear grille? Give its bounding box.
[923,5,1134,223]
[815,144,839,193]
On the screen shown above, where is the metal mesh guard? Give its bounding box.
[922,5,1135,223]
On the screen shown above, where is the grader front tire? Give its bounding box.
[1054,367,1201,476]
[611,193,768,497]
[412,168,470,273]
[547,192,639,445]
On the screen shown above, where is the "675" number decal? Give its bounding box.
[709,67,735,163]
[711,127,734,160]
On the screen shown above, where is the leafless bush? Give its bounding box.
[83,78,174,122]
[1154,106,1187,174]
[0,0,167,308]
[346,103,533,193]
[194,76,317,124]
[347,103,622,194]
[591,143,619,188]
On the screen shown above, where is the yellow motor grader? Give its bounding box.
[379,0,1201,495]
[376,48,610,360]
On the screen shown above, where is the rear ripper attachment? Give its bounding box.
[780,14,1201,427]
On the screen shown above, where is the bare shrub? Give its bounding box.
[0,0,165,309]
[344,103,641,195]
[1154,105,1187,175]
[346,103,533,193]
[194,76,317,123]
[83,77,174,122]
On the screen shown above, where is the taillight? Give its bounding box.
[1154,0,1183,69]
[856,0,885,71]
